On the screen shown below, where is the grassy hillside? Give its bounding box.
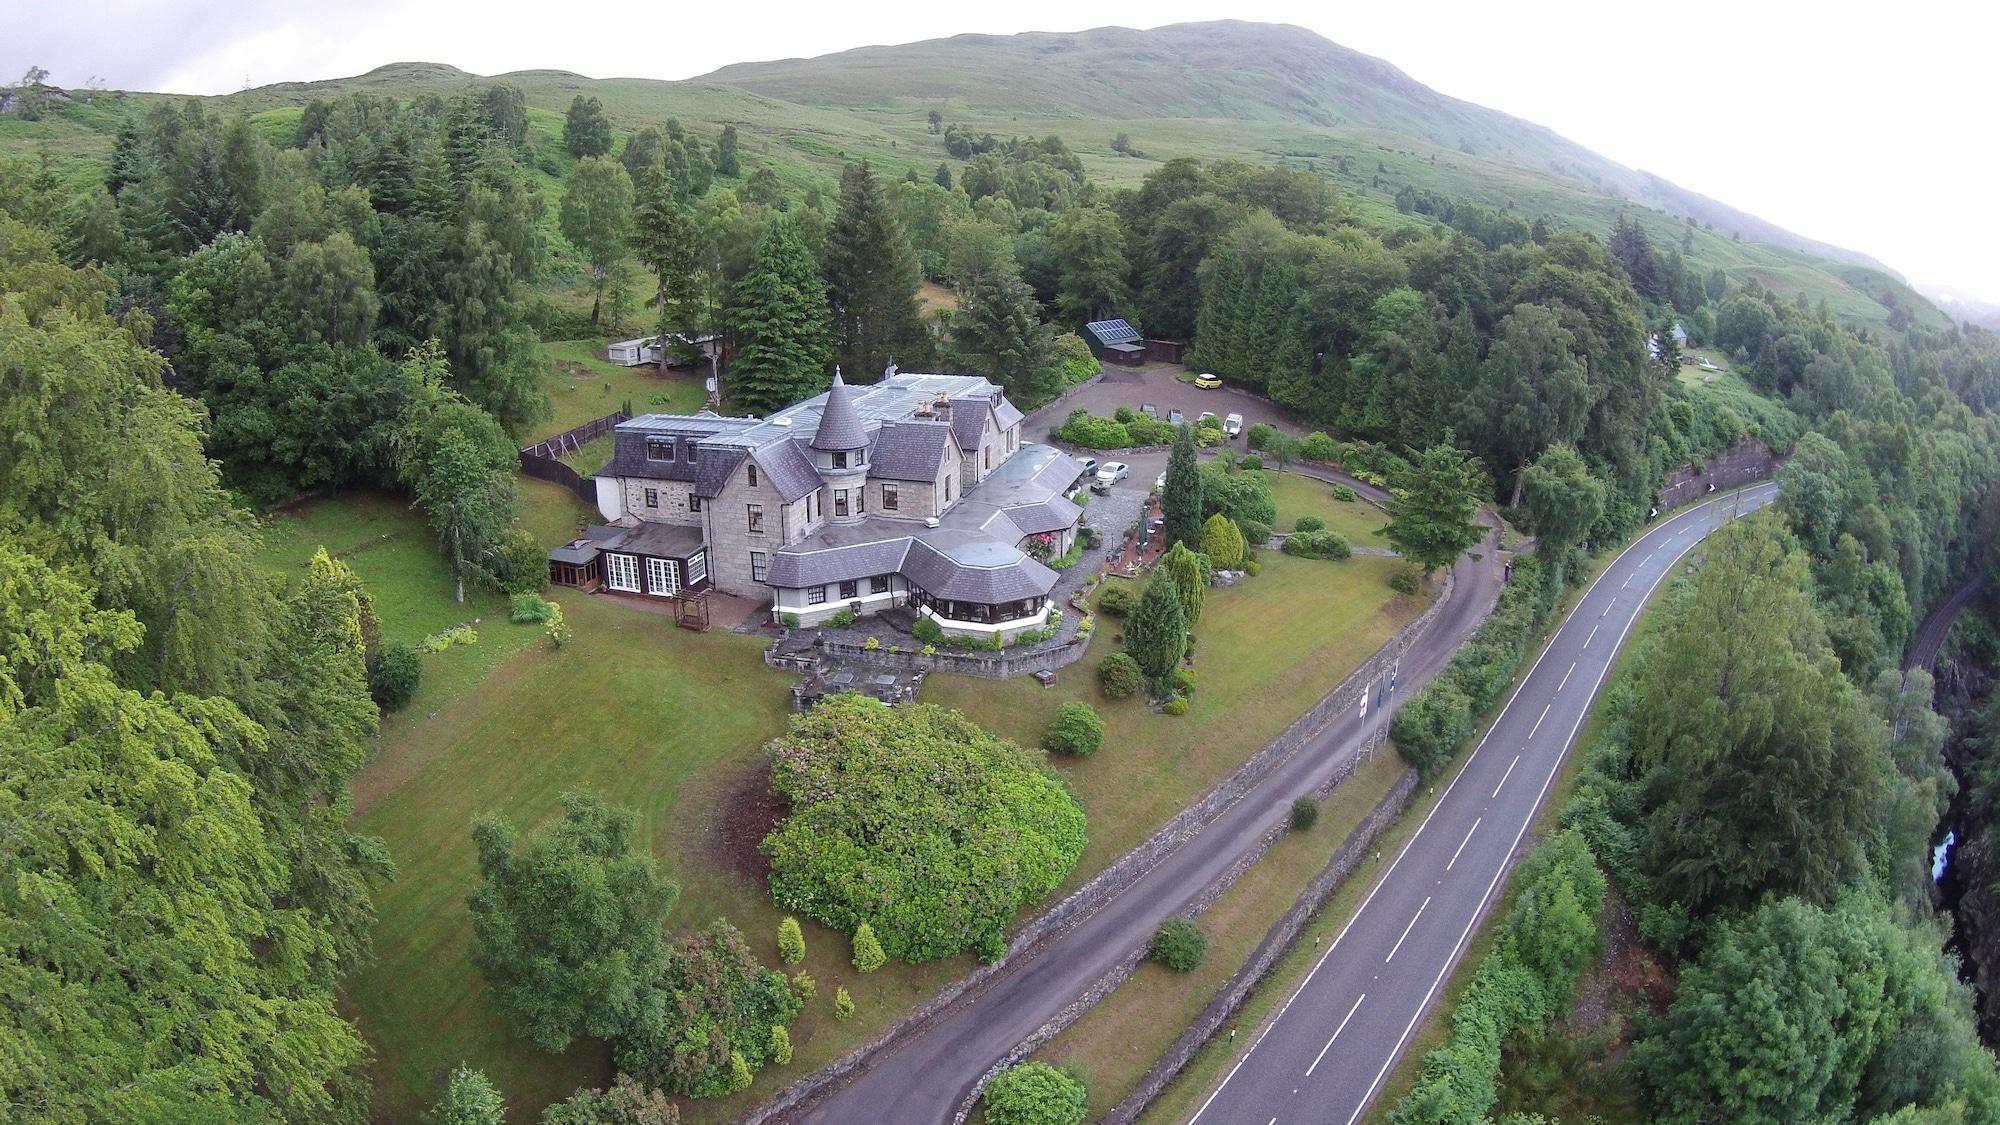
[0,21,1947,332]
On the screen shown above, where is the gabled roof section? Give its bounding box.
[756,439,823,503]
[950,402,990,451]
[810,372,868,451]
[692,449,746,498]
[994,398,1024,432]
[868,421,955,482]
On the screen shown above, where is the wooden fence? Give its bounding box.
[518,411,626,506]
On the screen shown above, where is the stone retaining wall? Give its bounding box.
[749,565,1461,1124]
[1656,436,1778,511]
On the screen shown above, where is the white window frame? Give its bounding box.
[606,553,640,593]
[645,557,679,596]
[686,549,708,587]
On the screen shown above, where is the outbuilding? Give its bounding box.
[1083,319,1146,366]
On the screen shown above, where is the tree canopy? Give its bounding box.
[762,696,1086,963]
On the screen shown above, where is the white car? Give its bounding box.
[1224,412,1244,438]
[1154,470,1167,491]
[1095,462,1131,487]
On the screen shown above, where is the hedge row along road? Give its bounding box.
[1188,481,1780,1125]
[785,520,1507,1122]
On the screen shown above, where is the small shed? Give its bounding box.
[1084,319,1146,366]
[1143,338,1187,364]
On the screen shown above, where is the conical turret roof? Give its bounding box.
[809,370,868,451]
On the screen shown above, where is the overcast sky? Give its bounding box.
[11,0,1998,302]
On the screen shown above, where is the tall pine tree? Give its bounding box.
[825,161,929,381]
[951,256,1058,406]
[1163,423,1203,549]
[728,217,833,414]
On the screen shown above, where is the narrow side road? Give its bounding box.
[785,514,1507,1123]
[1187,482,1778,1125]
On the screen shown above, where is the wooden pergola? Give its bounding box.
[668,589,711,632]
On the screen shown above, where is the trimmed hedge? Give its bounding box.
[1282,529,1351,560]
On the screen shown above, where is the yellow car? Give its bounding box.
[1193,372,1223,389]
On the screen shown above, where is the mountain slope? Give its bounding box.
[0,21,1947,331]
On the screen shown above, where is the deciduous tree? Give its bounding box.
[561,156,635,325]
[1385,440,1484,575]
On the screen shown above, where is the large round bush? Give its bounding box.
[1095,581,1138,618]
[1151,918,1209,971]
[1098,652,1144,699]
[983,1061,1087,1125]
[1042,701,1105,757]
[762,697,1086,963]
[369,639,422,710]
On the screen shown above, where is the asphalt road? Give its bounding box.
[1189,481,1779,1125]
[789,501,1507,1123]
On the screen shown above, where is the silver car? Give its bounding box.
[1095,461,1130,487]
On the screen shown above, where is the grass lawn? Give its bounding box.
[254,479,593,713]
[537,339,708,437]
[558,432,614,477]
[924,551,1427,884]
[1034,748,1411,1117]
[1260,470,1393,545]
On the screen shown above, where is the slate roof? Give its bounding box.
[903,534,1058,602]
[757,439,823,503]
[603,434,699,482]
[868,421,954,481]
[993,399,1024,432]
[764,529,914,588]
[691,449,746,499]
[810,373,868,451]
[999,495,1082,536]
[950,404,988,451]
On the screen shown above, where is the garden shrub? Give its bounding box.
[492,527,550,595]
[762,697,1086,963]
[1150,918,1209,971]
[790,970,816,1002]
[1246,422,1276,450]
[833,987,854,1021]
[510,591,557,624]
[1099,652,1145,698]
[1291,797,1320,830]
[983,1061,1088,1125]
[1334,484,1359,502]
[615,920,802,1099]
[1239,518,1272,545]
[1299,431,1337,461]
[1295,515,1327,534]
[1052,332,1099,387]
[1113,405,1137,424]
[771,1024,793,1066]
[1391,680,1472,777]
[1200,513,1247,570]
[1282,530,1350,560]
[1043,702,1106,757]
[777,917,805,965]
[369,640,422,710]
[781,612,801,629]
[913,615,945,644]
[1390,565,1423,594]
[1055,409,1130,449]
[826,607,859,629]
[1239,454,1263,471]
[1245,559,1261,576]
[851,922,886,973]
[1162,696,1190,717]
[1170,667,1198,698]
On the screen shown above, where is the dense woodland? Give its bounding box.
[8,71,2000,1122]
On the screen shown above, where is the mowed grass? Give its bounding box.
[537,339,709,436]
[1034,748,1410,1117]
[924,551,1427,881]
[1261,470,1393,545]
[254,479,592,712]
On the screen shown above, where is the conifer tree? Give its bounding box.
[563,95,612,158]
[1160,540,1206,625]
[951,258,1058,405]
[825,161,929,380]
[1162,423,1203,549]
[715,124,741,176]
[1199,513,1247,570]
[1125,569,1188,685]
[727,217,833,414]
[852,921,887,973]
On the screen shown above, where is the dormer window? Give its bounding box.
[685,441,699,462]
[647,438,675,462]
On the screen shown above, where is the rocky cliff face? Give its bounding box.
[1934,617,2000,1043]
